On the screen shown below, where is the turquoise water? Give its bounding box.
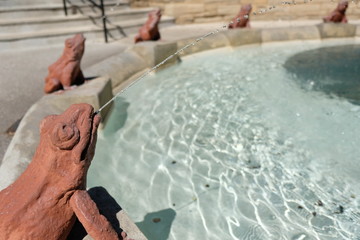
[88,40,360,240]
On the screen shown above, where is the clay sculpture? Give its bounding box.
[44,34,86,94]
[134,9,161,43]
[0,104,130,240]
[323,0,348,23]
[229,4,252,29]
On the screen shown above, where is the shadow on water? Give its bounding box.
[284,44,360,104]
[103,97,129,136]
[67,186,124,239]
[136,208,176,240]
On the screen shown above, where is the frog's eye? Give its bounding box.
[51,122,80,150]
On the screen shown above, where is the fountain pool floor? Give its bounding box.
[88,40,360,240]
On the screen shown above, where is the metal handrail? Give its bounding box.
[62,0,108,43]
[63,0,68,16]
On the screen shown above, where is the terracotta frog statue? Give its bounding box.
[229,4,252,29]
[0,104,130,240]
[134,9,161,43]
[44,34,86,94]
[323,0,348,23]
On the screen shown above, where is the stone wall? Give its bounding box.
[130,0,360,24]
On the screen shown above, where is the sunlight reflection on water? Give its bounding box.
[89,41,360,240]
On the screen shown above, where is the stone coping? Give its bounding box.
[1,23,359,239]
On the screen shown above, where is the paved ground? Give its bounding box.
[1,20,360,162]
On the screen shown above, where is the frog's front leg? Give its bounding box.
[69,190,121,240]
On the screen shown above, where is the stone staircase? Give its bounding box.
[0,0,175,47]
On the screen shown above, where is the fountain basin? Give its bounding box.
[1,23,360,239]
[89,39,360,239]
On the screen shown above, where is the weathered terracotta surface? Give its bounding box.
[44,34,86,94]
[323,0,348,23]
[228,4,252,29]
[0,104,130,240]
[134,9,161,43]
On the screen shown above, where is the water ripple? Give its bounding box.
[89,42,360,239]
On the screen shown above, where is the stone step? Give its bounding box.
[0,8,155,33]
[0,0,129,18]
[0,0,61,7]
[0,0,128,6]
[0,16,175,48]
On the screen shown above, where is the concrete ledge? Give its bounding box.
[223,28,262,46]
[116,210,147,240]
[317,23,357,39]
[177,32,229,56]
[262,26,320,42]
[52,77,114,121]
[130,41,179,70]
[86,50,148,89]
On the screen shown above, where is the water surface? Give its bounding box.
[89,40,360,240]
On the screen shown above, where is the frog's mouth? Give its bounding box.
[80,110,101,162]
